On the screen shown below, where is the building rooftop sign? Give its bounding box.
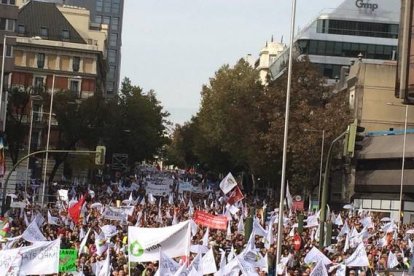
[355,0,378,11]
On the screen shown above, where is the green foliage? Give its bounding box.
[167,57,350,194]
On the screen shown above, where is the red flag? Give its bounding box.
[68,195,86,223]
[227,186,244,205]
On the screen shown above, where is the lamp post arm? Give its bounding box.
[319,130,348,249]
[1,149,98,215]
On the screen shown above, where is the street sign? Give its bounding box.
[112,153,128,171]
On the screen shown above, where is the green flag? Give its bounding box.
[59,249,78,272]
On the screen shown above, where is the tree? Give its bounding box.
[196,59,263,175]
[102,78,170,167]
[6,86,34,165]
[257,57,350,194]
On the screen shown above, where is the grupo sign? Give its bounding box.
[355,0,378,11]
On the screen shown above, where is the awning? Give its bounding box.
[357,134,414,159]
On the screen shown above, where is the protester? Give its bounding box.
[0,167,412,276]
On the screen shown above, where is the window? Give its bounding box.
[37,53,45,69]
[1,0,16,5]
[104,0,111,12]
[0,18,15,31]
[5,45,12,57]
[112,0,120,13]
[72,56,80,72]
[106,81,114,94]
[96,0,103,11]
[62,29,70,39]
[94,15,102,23]
[69,80,80,97]
[109,65,115,76]
[17,24,25,34]
[112,17,119,30]
[103,16,110,25]
[40,27,48,37]
[108,50,116,63]
[34,76,44,88]
[109,33,117,47]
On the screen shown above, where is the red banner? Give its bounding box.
[292,201,304,211]
[193,211,228,230]
[227,186,244,205]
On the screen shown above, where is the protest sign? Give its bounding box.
[59,249,78,272]
[178,182,194,193]
[146,182,170,196]
[128,220,191,262]
[0,239,61,276]
[193,211,228,230]
[103,207,126,221]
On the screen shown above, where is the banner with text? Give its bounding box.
[193,211,228,230]
[0,239,60,276]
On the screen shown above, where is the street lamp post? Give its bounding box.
[304,129,325,208]
[276,0,297,266]
[26,110,54,196]
[387,103,409,228]
[41,74,80,206]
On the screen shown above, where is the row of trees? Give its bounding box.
[165,58,350,194]
[6,78,169,182]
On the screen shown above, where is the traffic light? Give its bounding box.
[346,120,365,158]
[95,145,106,165]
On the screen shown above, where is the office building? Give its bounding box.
[269,0,400,82]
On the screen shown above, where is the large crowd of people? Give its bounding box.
[0,167,412,276]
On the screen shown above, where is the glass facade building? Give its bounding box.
[269,0,400,81]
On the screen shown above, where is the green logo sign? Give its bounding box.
[130,240,144,257]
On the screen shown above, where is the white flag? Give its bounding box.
[304,247,332,266]
[22,220,47,242]
[310,260,328,276]
[188,253,203,273]
[219,173,237,194]
[47,211,59,225]
[334,214,343,226]
[253,218,268,237]
[345,243,369,267]
[286,181,293,210]
[238,217,245,234]
[338,221,350,237]
[228,246,236,263]
[388,251,399,269]
[79,228,91,256]
[158,251,180,276]
[202,248,218,275]
[128,220,191,262]
[98,250,111,276]
[202,228,210,247]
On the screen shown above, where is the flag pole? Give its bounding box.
[275,0,297,266]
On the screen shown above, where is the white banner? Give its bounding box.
[22,220,47,242]
[157,251,180,276]
[178,182,194,193]
[128,220,191,262]
[0,239,60,276]
[103,207,126,221]
[147,182,171,196]
[220,173,237,194]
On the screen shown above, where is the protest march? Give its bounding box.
[0,167,413,276]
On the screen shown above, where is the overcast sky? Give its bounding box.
[120,0,344,125]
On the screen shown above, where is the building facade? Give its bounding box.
[0,0,18,129]
[269,0,400,82]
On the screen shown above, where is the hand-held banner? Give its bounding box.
[193,211,228,230]
[128,220,191,263]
